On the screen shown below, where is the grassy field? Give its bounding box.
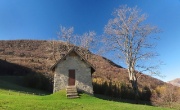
[0,76,174,110]
[0,89,175,110]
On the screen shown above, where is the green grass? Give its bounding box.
[0,89,174,110]
[0,76,174,110]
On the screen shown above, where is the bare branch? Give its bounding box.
[104,5,160,101]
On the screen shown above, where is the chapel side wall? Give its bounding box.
[76,66,93,94]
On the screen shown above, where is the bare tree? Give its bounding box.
[58,25,96,50]
[57,26,75,50]
[79,31,96,50]
[77,31,96,60]
[49,25,96,62]
[104,5,159,102]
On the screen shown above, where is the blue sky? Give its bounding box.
[0,0,180,82]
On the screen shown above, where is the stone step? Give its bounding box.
[66,89,77,91]
[66,88,77,91]
[67,96,80,99]
[67,86,76,89]
[66,92,78,95]
[66,86,79,99]
[67,92,77,95]
[66,94,78,97]
[66,89,77,92]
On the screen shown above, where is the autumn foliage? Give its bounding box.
[151,84,180,108]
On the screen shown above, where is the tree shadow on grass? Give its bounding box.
[0,79,50,95]
[0,59,51,95]
[93,82,153,106]
[94,94,152,106]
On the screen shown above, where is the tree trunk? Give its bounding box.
[128,66,139,103]
[131,79,139,104]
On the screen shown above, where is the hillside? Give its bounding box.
[0,40,165,91]
[168,78,180,87]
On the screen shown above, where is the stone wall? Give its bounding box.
[53,52,93,94]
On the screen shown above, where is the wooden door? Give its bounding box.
[68,70,75,86]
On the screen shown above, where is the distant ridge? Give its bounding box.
[168,78,180,87]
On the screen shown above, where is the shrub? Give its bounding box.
[151,84,180,108]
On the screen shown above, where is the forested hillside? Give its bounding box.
[0,40,165,92]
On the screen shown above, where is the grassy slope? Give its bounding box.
[0,76,174,110]
[0,89,174,110]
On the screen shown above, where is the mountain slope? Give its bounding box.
[168,78,180,87]
[0,40,165,90]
